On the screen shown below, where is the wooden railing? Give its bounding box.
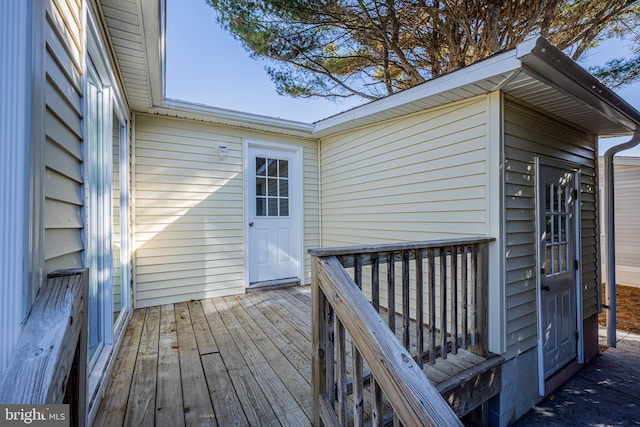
[0,269,88,427]
[310,237,494,426]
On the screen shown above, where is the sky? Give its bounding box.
[166,0,640,154]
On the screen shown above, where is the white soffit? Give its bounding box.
[100,0,162,111]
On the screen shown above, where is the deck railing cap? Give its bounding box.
[308,236,496,257]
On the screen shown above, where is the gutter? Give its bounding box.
[603,130,640,347]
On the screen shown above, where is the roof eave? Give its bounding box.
[516,37,640,136]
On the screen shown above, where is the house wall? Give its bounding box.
[491,97,600,426]
[320,96,490,246]
[502,97,600,360]
[41,0,85,276]
[133,114,319,308]
[318,96,495,335]
[599,156,640,287]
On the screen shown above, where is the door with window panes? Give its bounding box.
[538,163,578,378]
[248,146,300,285]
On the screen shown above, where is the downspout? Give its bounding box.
[603,130,640,347]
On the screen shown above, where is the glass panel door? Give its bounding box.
[86,66,108,364]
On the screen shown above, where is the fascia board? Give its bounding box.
[311,50,521,138]
[158,98,315,135]
[517,37,640,134]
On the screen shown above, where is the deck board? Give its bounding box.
[94,286,497,426]
[155,304,184,427]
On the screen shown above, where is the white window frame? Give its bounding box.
[84,5,131,410]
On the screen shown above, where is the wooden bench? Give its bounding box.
[0,269,88,427]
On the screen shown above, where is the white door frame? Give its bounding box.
[243,139,304,289]
[535,156,583,396]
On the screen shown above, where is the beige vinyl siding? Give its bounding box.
[599,157,640,287]
[134,114,319,307]
[43,0,84,274]
[319,97,490,329]
[320,96,489,247]
[504,97,599,359]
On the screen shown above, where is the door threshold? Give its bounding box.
[247,278,301,292]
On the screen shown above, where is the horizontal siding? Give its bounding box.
[133,114,319,307]
[504,97,599,360]
[320,96,489,247]
[43,0,84,274]
[599,158,640,287]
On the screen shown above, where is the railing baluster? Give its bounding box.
[371,379,383,427]
[415,249,424,369]
[336,320,348,425]
[311,258,325,426]
[352,253,364,426]
[325,303,335,405]
[372,253,380,312]
[402,250,411,350]
[428,248,436,365]
[440,248,448,359]
[353,349,364,427]
[471,243,478,348]
[354,254,362,290]
[387,252,395,332]
[461,245,468,350]
[451,245,458,355]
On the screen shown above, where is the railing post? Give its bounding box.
[311,256,326,426]
[470,243,489,357]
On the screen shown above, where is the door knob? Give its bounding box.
[249,222,254,227]
[542,285,551,291]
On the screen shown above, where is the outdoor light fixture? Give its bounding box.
[216,143,228,158]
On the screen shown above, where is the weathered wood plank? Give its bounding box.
[213,297,310,425]
[124,306,160,427]
[186,300,218,355]
[0,270,87,408]
[224,294,313,411]
[174,302,216,426]
[199,298,279,426]
[200,352,249,426]
[236,293,312,378]
[155,304,185,427]
[92,309,144,427]
[308,237,496,258]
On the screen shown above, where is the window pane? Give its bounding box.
[280,198,289,216]
[112,110,123,328]
[256,197,266,216]
[268,178,278,196]
[268,198,278,216]
[546,183,552,213]
[268,159,278,177]
[545,244,551,274]
[279,178,289,197]
[545,215,552,243]
[256,157,266,176]
[279,160,288,178]
[256,178,266,196]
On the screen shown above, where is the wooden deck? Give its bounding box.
[93,285,500,426]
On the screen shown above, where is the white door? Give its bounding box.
[248,146,301,285]
[538,163,578,378]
